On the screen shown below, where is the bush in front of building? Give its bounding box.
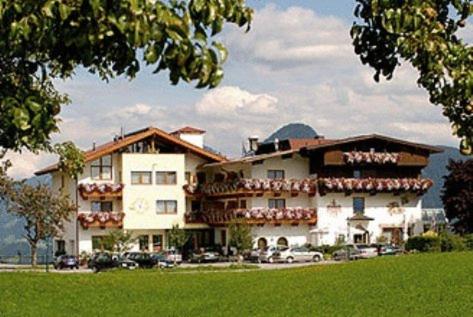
[405,236,441,252]
[439,233,466,252]
[464,234,473,251]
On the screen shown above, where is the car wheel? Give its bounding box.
[286,257,294,264]
[92,266,99,273]
[268,257,274,263]
[313,255,321,262]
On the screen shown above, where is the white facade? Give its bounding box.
[43,127,435,256]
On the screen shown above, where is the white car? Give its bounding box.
[355,244,378,258]
[259,245,286,263]
[274,246,324,263]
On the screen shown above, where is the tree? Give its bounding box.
[103,229,135,253]
[351,0,472,154]
[228,220,252,261]
[441,159,473,233]
[7,182,76,266]
[168,224,189,264]
[0,0,253,153]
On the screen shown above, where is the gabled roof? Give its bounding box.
[302,134,443,153]
[171,126,206,135]
[35,126,226,175]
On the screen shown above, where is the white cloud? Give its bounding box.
[195,86,278,117]
[225,4,355,70]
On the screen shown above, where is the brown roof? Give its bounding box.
[171,126,206,135]
[35,126,226,175]
[302,134,443,153]
[203,149,301,168]
[288,138,334,150]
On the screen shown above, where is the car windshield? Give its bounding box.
[357,244,369,249]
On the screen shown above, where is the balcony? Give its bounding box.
[77,211,125,229]
[317,177,433,196]
[185,207,317,226]
[183,178,317,198]
[78,183,124,200]
[343,151,400,165]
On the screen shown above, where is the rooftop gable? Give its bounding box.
[35,126,226,175]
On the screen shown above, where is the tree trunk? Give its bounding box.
[30,244,37,267]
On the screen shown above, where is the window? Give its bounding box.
[55,240,65,254]
[191,200,200,212]
[353,169,361,179]
[156,171,177,185]
[156,200,177,214]
[268,199,286,209]
[91,155,112,180]
[267,170,285,179]
[138,235,149,251]
[239,199,247,209]
[152,235,163,251]
[131,171,152,185]
[91,201,113,212]
[353,197,365,213]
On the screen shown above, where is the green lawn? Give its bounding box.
[1,252,472,317]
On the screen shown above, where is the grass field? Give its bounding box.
[0,252,472,317]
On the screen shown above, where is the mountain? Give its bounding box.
[264,123,318,143]
[264,124,470,208]
[421,146,469,208]
[0,175,51,257]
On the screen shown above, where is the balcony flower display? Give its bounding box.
[343,151,400,164]
[77,212,125,228]
[318,177,433,195]
[186,207,317,225]
[183,178,317,196]
[78,183,124,198]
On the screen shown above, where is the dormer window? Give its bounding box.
[91,155,112,180]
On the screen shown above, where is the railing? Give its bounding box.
[77,211,125,229]
[78,183,124,200]
[317,177,433,196]
[185,207,317,226]
[183,178,317,197]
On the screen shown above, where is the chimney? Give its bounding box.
[92,142,96,150]
[248,136,259,152]
[171,126,206,148]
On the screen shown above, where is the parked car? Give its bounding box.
[247,248,262,263]
[273,246,324,263]
[376,244,403,256]
[87,252,137,272]
[259,245,287,263]
[126,252,156,268]
[332,245,362,261]
[356,244,378,258]
[54,255,79,270]
[188,248,220,263]
[150,253,174,268]
[164,250,182,263]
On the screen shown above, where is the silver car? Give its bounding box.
[259,245,286,263]
[274,246,324,263]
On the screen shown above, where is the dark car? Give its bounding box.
[87,252,137,272]
[150,252,174,268]
[332,245,362,261]
[54,255,79,270]
[126,252,156,268]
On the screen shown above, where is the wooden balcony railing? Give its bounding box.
[77,211,125,229]
[317,177,433,196]
[183,178,317,198]
[78,183,124,200]
[185,207,317,226]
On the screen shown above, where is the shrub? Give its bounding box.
[405,236,440,252]
[439,233,466,252]
[464,234,473,251]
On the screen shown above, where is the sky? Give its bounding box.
[6,0,472,178]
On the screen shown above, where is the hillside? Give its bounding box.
[264,123,318,143]
[421,146,468,208]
